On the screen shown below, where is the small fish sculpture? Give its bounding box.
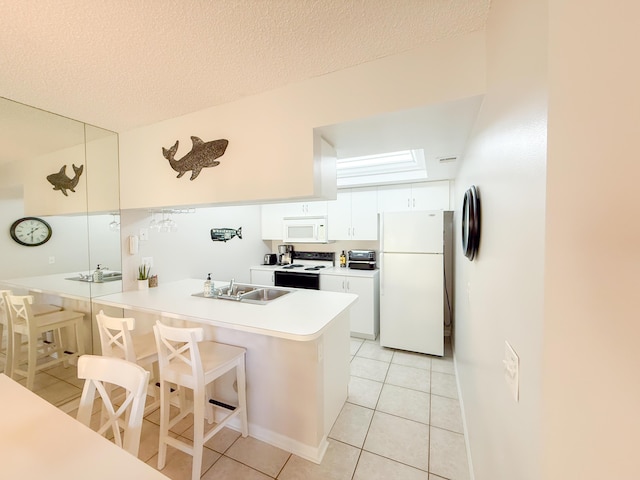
[162,136,228,181]
[211,227,242,242]
[46,164,84,196]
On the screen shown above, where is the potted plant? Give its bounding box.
[137,264,150,290]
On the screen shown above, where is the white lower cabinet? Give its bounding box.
[250,268,275,286]
[320,271,379,340]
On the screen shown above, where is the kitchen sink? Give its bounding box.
[192,283,291,305]
[240,288,290,304]
[65,272,122,282]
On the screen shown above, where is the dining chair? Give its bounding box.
[76,354,149,457]
[0,290,62,375]
[153,321,248,480]
[95,310,159,414]
[5,294,84,390]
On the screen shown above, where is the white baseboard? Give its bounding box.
[452,343,475,480]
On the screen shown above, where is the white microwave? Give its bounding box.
[283,216,330,243]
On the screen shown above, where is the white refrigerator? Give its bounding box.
[379,210,452,356]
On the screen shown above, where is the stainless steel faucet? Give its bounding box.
[227,278,235,295]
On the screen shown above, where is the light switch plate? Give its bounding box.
[503,341,519,402]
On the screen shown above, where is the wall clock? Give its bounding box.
[10,217,52,247]
[462,185,481,261]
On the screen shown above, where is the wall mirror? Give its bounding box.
[0,96,121,355]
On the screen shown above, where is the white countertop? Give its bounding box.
[250,265,379,278]
[0,374,169,480]
[1,272,122,301]
[95,278,358,341]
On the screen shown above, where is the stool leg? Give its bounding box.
[191,386,205,480]
[237,357,248,437]
[26,334,37,390]
[157,379,171,470]
[10,331,20,379]
[54,327,67,367]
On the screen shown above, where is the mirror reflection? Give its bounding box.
[0,97,121,375]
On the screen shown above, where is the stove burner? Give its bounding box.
[282,263,304,269]
[304,265,327,271]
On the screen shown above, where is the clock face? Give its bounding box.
[10,217,52,247]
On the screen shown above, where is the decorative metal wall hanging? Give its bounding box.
[162,136,228,181]
[211,227,242,242]
[46,164,84,196]
[462,185,481,261]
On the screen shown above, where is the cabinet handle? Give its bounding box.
[413,198,416,208]
[346,280,350,291]
[407,198,410,208]
[342,280,345,290]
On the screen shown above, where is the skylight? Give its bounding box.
[336,149,427,187]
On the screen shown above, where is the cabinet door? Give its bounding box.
[261,204,286,240]
[377,184,411,212]
[411,181,450,210]
[345,276,376,338]
[250,269,275,286]
[350,187,378,240]
[284,201,327,217]
[319,274,346,292]
[327,191,351,240]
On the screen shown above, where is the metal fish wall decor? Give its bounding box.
[211,227,242,242]
[162,136,228,181]
[46,164,84,196]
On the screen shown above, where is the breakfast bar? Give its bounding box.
[95,278,357,463]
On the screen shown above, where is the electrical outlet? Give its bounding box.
[141,256,153,268]
[503,341,519,402]
[48,256,55,264]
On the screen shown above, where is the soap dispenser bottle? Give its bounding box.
[204,273,213,297]
[340,251,347,268]
[93,264,103,283]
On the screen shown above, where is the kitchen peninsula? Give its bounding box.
[95,278,356,463]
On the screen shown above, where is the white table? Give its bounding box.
[0,374,169,480]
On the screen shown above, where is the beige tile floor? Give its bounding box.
[19,336,470,480]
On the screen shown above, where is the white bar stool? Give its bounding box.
[153,321,248,480]
[76,355,150,457]
[0,290,62,375]
[95,310,160,414]
[6,294,84,390]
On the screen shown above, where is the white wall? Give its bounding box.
[119,205,268,290]
[543,1,640,478]
[453,1,547,479]
[118,33,486,209]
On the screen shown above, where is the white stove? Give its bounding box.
[273,252,335,289]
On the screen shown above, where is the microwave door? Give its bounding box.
[285,223,316,242]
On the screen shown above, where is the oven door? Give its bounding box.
[274,271,320,290]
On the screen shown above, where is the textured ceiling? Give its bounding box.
[0,0,490,133]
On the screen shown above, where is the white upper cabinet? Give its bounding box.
[261,204,286,240]
[327,187,378,241]
[377,181,450,212]
[284,201,328,217]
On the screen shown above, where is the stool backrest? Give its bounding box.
[0,290,12,325]
[76,354,149,457]
[95,310,137,362]
[153,321,204,389]
[6,295,36,336]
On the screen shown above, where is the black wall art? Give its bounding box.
[211,227,242,242]
[462,185,481,261]
[46,164,84,196]
[162,136,228,180]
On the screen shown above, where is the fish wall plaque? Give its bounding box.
[162,136,228,181]
[46,164,84,196]
[211,227,242,242]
